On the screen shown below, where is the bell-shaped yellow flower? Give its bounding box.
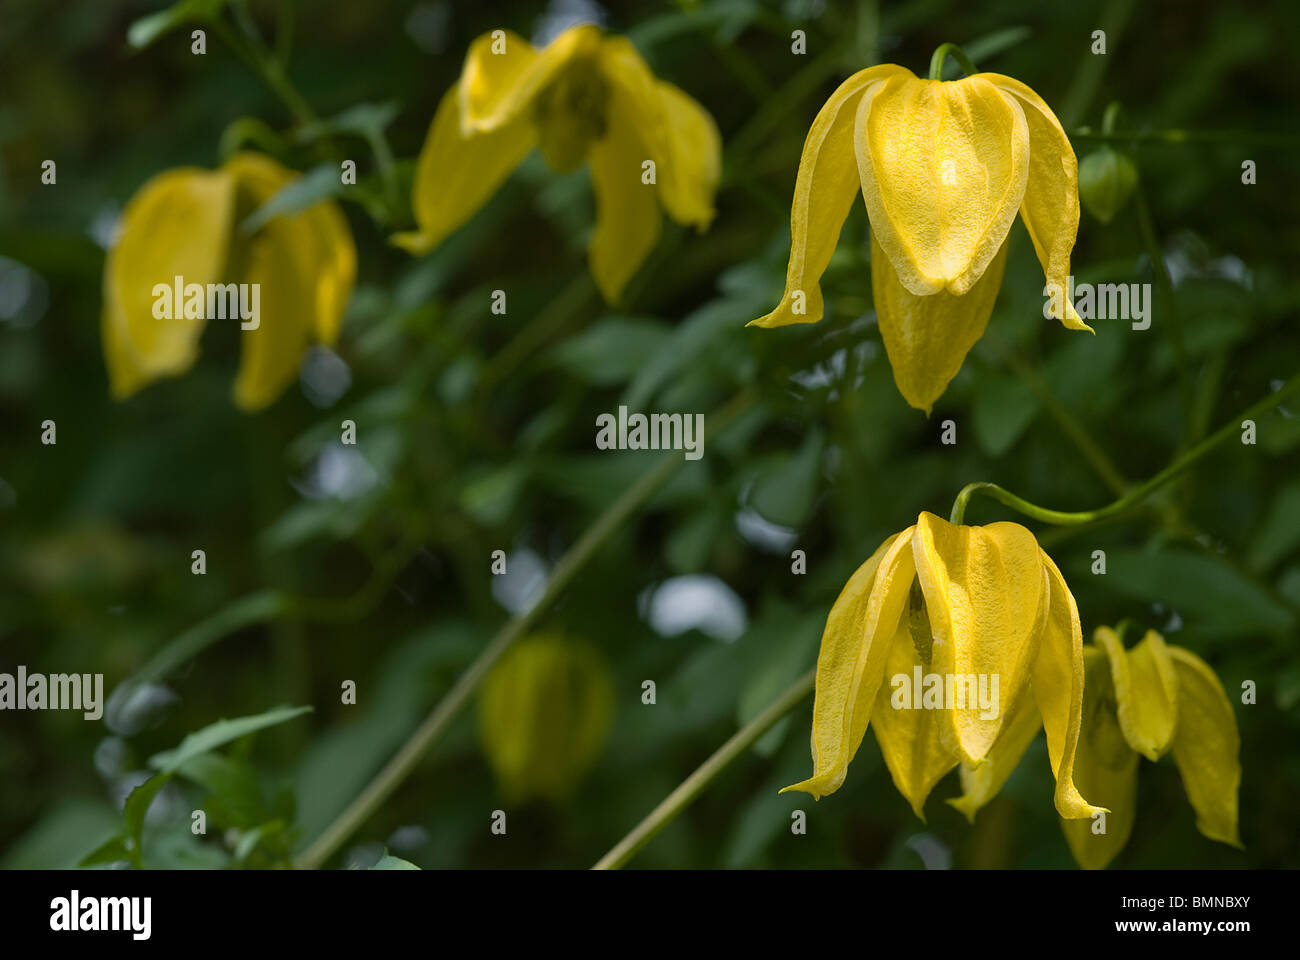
[478,633,615,804]
[392,24,721,305]
[102,152,355,411]
[750,65,1089,413]
[1058,627,1242,869]
[783,512,1103,822]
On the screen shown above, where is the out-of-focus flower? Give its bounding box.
[1058,626,1241,869]
[751,65,1088,413]
[478,633,614,803]
[102,152,355,411]
[783,512,1102,822]
[392,24,720,305]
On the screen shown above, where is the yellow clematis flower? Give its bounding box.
[102,152,356,412]
[392,24,721,305]
[478,633,615,804]
[1058,627,1242,869]
[750,64,1089,413]
[783,511,1103,822]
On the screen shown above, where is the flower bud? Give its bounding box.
[1078,146,1138,224]
[478,634,614,803]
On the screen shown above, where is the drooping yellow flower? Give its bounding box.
[478,633,615,804]
[102,152,355,411]
[392,24,721,305]
[750,64,1089,413]
[1056,627,1242,869]
[783,512,1103,822]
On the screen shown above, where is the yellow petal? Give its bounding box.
[749,64,908,329]
[872,620,960,819]
[102,168,235,399]
[782,530,916,799]
[947,690,1043,823]
[1169,646,1243,848]
[911,512,1044,764]
[983,74,1090,332]
[458,25,601,134]
[871,232,1007,414]
[224,153,355,410]
[587,72,662,305]
[1095,626,1179,761]
[597,37,722,228]
[1033,551,1107,819]
[1061,645,1139,870]
[391,85,536,256]
[856,74,1028,296]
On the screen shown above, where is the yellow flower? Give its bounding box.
[1059,626,1242,869]
[392,24,721,305]
[783,512,1102,822]
[102,152,355,411]
[478,634,615,804]
[750,65,1089,413]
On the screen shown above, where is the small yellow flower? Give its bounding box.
[102,152,355,411]
[1059,626,1242,869]
[751,65,1089,413]
[392,24,721,305]
[478,633,615,804]
[783,512,1103,822]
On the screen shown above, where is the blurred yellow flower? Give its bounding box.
[478,634,615,804]
[751,65,1088,413]
[1059,627,1241,869]
[783,511,1102,822]
[392,24,721,305]
[102,152,355,412]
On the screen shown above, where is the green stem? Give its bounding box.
[294,389,759,869]
[1071,129,1300,148]
[950,372,1300,525]
[928,42,978,81]
[593,668,815,870]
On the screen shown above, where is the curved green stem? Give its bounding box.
[593,668,815,870]
[294,389,759,869]
[951,372,1300,525]
[928,42,978,80]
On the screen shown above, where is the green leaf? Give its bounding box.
[370,854,421,870]
[127,0,227,50]
[123,773,174,868]
[973,375,1038,458]
[77,835,133,868]
[549,317,673,387]
[1249,481,1300,571]
[241,164,343,234]
[748,430,823,528]
[149,705,313,774]
[175,753,264,828]
[1095,548,1295,637]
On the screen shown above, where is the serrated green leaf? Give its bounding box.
[149,705,313,774]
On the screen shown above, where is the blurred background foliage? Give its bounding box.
[2,0,1299,870]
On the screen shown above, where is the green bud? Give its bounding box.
[1078,147,1139,225]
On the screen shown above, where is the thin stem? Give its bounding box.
[294,389,759,869]
[1071,129,1300,148]
[928,42,978,81]
[593,668,815,870]
[950,372,1300,525]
